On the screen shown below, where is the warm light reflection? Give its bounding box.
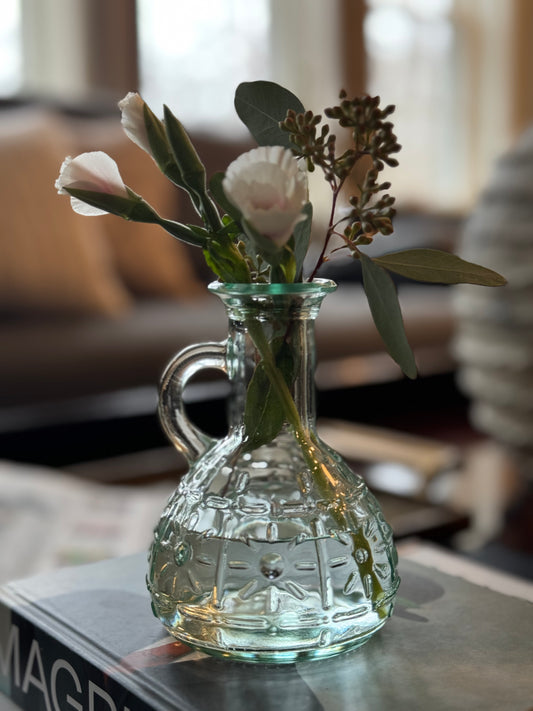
[320,463,338,488]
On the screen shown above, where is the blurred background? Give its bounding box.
[0,0,532,582]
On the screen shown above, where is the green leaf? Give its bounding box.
[241,218,284,262]
[143,104,169,161]
[143,104,186,189]
[202,234,251,283]
[163,106,222,232]
[66,187,204,246]
[276,251,297,283]
[235,81,305,148]
[64,187,137,218]
[157,218,207,247]
[209,172,242,222]
[360,253,417,379]
[163,105,206,197]
[244,362,285,449]
[373,249,507,286]
[291,202,313,280]
[244,338,296,449]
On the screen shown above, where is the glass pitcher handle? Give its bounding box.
[158,341,227,464]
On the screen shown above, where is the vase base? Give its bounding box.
[158,595,395,664]
[169,618,388,664]
[149,524,400,664]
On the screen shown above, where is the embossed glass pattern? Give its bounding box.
[148,281,400,663]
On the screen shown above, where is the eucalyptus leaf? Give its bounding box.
[373,249,507,286]
[235,81,305,148]
[360,253,417,379]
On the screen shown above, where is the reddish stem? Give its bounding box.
[307,179,344,282]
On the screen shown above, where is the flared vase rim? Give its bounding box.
[208,278,337,297]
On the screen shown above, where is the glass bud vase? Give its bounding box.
[147,280,400,663]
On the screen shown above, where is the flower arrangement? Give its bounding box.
[56,80,505,380]
[56,84,508,655]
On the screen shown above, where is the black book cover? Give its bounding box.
[0,552,531,711]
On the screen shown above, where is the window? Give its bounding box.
[364,0,532,213]
[6,0,531,214]
[0,0,22,95]
[364,0,460,211]
[136,0,271,135]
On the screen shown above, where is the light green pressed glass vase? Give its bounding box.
[147,280,400,663]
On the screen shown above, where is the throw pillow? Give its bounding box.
[72,119,205,299]
[0,109,131,316]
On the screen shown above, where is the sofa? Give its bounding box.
[0,102,458,467]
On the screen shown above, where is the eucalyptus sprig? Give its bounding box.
[233,81,506,378]
[280,92,400,281]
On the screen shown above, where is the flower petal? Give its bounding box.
[223,146,307,247]
[118,92,152,154]
[249,209,307,246]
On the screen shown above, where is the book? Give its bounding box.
[0,548,531,711]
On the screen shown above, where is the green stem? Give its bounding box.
[245,317,388,611]
[200,194,223,233]
[157,217,207,247]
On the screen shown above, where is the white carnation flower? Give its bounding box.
[222,146,308,246]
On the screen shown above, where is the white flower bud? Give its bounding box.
[118,92,152,155]
[55,151,129,216]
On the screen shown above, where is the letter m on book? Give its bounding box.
[0,623,21,689]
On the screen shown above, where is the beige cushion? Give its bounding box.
[72,119,205,299]
[0,110,131,316]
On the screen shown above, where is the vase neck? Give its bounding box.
[231,313,318,435]
[211,281,336,445]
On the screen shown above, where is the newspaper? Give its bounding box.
[0,460,176,584]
